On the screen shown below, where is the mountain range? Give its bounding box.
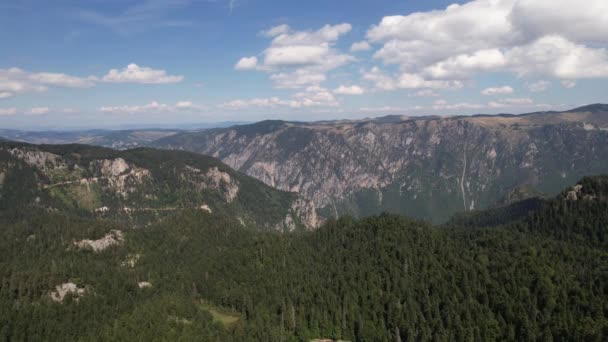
[3,104,608,225]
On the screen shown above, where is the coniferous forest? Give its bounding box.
[1,175,607,341]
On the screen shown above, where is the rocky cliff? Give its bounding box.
[154,104,608,223]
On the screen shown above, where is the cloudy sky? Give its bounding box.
[1,0,607,129]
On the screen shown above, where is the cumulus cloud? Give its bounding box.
[236,23,354,88]
[432,97,540,111]
[1,64,184,99]
[0,67,96,98]
[481,86,514,96]
[423,49,507,80]
[220,86,339,110]
[362,67,463,91]
[351,41,371,52]
[235,56,258,70]
[100,100,203,114]
[0,107,17,116]
[506,35,608,79]
[333,85,365,95]
[102,64,184,84]
[365,0,608,86]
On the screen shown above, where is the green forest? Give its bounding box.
[1,176,607,341]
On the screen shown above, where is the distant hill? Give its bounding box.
[0,142,315,230]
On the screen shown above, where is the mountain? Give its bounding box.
[0,177,606,340]
[0,142,313,230]
[0,129,180,149]
[153,104,608,223]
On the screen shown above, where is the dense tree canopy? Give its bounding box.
[1,177,607,341]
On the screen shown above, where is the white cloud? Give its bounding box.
[432,100,484,111]
[398,73,464,89]
[0,67,95,98]
[487,98,539,109]
[100,100,202,114]
[506,35,608,79]
[527,80,550,92]
[366,0,608,85]
[362,67,463,91]
[361,67,398,91]
[0,64,184,99]
[220,86,339,110]
[359,106,422,113]
[561,80,577,89]
[102,64,184,84]
[270,70,327,89]
[235,56,258,70]
[423,49,507,79]
[351,41,371,52]
[432,98,537,111]
[237,23,354,89]
[28,107,50,115]
[481,86,514,96]
[333,85,365,95]
[0,107,17,116]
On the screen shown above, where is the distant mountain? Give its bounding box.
[0,142,314,230]
[0,121,249,149]
[153,105,608,223]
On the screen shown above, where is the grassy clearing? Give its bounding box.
[200,302,240,326]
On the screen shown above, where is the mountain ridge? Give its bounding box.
[153,105,608,224]
[0,141,314,230]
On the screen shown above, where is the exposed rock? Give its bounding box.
[100,158,129,176]
[7,148,65,170]
[204,167,239,202]
[95,206,110,213]
[199,204,212,213]
[73,230,124,252]
[291,198,319,230]
[566,184,583,201]
[138,281,152,289]
[50,282,87,303]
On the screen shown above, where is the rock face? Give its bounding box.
[50,282,87,302]
[155,105,608,223]
[73,230,125,252]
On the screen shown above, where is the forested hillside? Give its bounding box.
[0,142,308,230]
[1,176,606,341]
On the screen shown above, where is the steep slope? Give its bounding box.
[448,175,608,250]
[0,178,606,340]
[0,142,310,230]
[154,105,608,223]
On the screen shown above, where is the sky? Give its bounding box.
[1,0,608,129]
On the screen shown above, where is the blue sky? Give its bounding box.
[1,0,607,129]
